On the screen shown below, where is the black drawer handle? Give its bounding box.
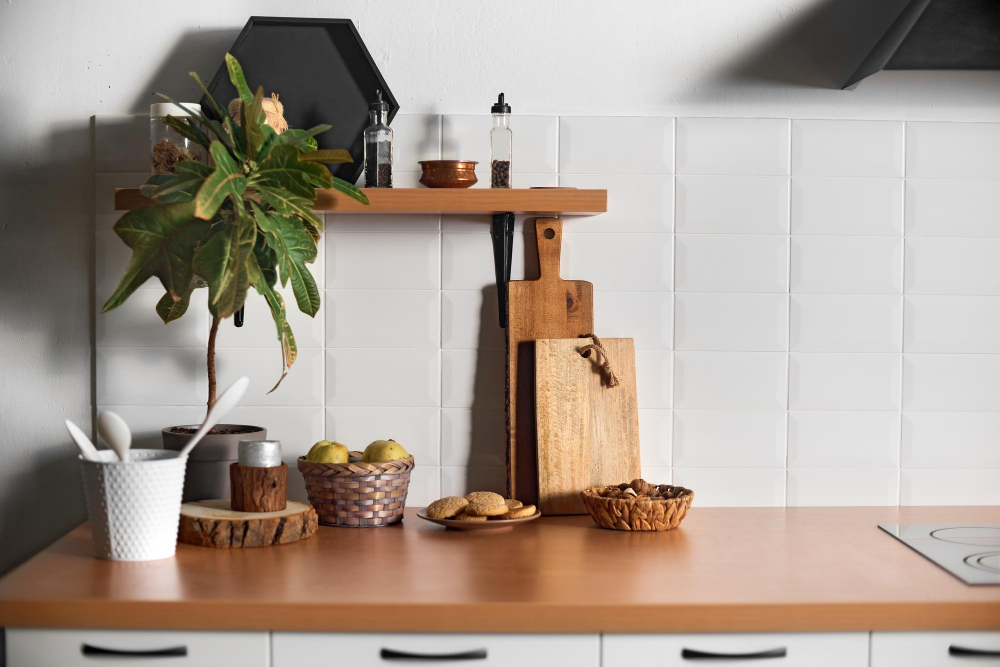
[950,645,1000,658]
[82,643,188,658]
[682,647,787,660]
[381,647,488,661]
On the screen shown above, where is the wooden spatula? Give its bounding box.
[535,337,641,515]
[506,218,594,503]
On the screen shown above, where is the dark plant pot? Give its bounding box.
[162,424,266,502]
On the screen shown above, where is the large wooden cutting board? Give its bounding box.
[506,218,594,504]
[535,337,641,515]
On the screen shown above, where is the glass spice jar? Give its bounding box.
[364,90,393,188]
[490,93,512,188]
[149,103,208,175]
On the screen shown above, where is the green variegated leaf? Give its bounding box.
[253,232,279,288]
[243,86,266,160]
[257,124,278,160]
[225,53,254,107]
[188,71,229,122]
[163,115,211,149]
[251,203,320,317]
[140,168,207,203]
[193,210,256,319]
[155,276,205,323]
[194,141,247,220]
[298,149,353,164]
[102,200,210,311]
[256,185,323,242]
[331,176,370,205]
[273,125,330,152]
[205,119,235,153]
[224,114,247,162]
[247,251,296,392]
[253,145,316,198]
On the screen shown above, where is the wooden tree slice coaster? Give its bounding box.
[179,499,318,548]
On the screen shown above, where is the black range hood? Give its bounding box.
[844,0,1000,88]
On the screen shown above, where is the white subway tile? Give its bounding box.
[216,348,324,406]
[676,176,789,234]
[94,405,206,450]
[442,231,526,290]
[440,408,506,467]
[406,466,442,507]
[675,235,788,293]
[594,292,673,350]
[640,466,673,485]
[901,469,1000,506]
[672,468,785,507]
[390,114,441,169]
[675,293,787,351]
[788,469,898,507]
[443,114,557,173]
[792,120,904,177]
[902,412,1000,469]
[904,296,1000,353]
[441,348,505,409]
[790,294,902,352]
[789,353,901,411]
[905,179,1000,237]
[217,289,324,350]
[560,116,673,174]
[635,350,674,409]
[95,347,204,406]
[325,290,439,349]
[676,118,789,176]
[94,115,148,171]
[441,465,507,497]
[787,411,899,468]
[905,238,1000,295]
[559,174,673,233]
[906,121,1000,178]
[673,410,786,467]
[97,289,208,348]
[674,351,787,410]
[791,178,902,236]
[791,237,902,294]
[329,195,440,233]
[327,349,439,407]
[563,233,672,291]
[638,409,672,467]
[326,232,439,290]
[325,407,440,465]
[903,354,1000,411]
[441,290,504,349]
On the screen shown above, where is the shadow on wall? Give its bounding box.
[721,0,911,89]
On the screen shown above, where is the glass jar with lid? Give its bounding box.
[364,90,393,188]
[149,103,208,174]
[490,93,512,188]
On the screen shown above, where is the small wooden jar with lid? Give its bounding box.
[230,440,287,513]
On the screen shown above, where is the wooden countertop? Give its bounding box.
[1,507,998,633]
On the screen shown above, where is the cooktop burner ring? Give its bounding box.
[929,526,1000,547]
[964,552,1000,574]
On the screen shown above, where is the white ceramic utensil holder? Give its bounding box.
[79,449,187,561]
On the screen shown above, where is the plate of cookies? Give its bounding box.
[418,491,540,531]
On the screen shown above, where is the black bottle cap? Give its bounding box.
[491,92,511,114]
[370,89,385,110]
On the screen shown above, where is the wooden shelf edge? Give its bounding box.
[114,187,608,215]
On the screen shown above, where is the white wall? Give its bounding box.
[3,0,1000,573]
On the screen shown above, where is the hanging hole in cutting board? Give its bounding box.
[544,228,555,239]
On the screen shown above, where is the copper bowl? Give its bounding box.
[419,160,478,188]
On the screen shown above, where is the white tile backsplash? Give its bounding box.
[94,113,1000,507]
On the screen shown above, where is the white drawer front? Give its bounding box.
[273,633,599,666]
[872,632,1000,666]
[604,633,869,667]
[5,629,268,667]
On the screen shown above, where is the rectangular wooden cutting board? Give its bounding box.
[535,337,641,515]
[506,218,593,504]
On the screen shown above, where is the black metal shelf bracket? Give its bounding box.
[491,212,515,328]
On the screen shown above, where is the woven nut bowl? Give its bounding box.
[298,452,414,527]
[581,485,693,532]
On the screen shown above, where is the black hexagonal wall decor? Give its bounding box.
[201,16,398,185]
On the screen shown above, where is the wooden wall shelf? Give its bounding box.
[114,187,607,215]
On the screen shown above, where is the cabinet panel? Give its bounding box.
[5,629,268,667]
[604,633,868,667]
[273,633,599,666]
[872,631,1000,666]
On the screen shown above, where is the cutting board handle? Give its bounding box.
[535,218,563,282]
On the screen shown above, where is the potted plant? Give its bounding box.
[102,54,368,500]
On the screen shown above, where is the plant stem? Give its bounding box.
[207,317,219,414]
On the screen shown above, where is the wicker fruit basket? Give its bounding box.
[581,480,693,532]
[298,452,414,527]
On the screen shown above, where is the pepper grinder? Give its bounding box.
[490,93,512,188]
[230,440,287,512]
[364,89,393,188]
